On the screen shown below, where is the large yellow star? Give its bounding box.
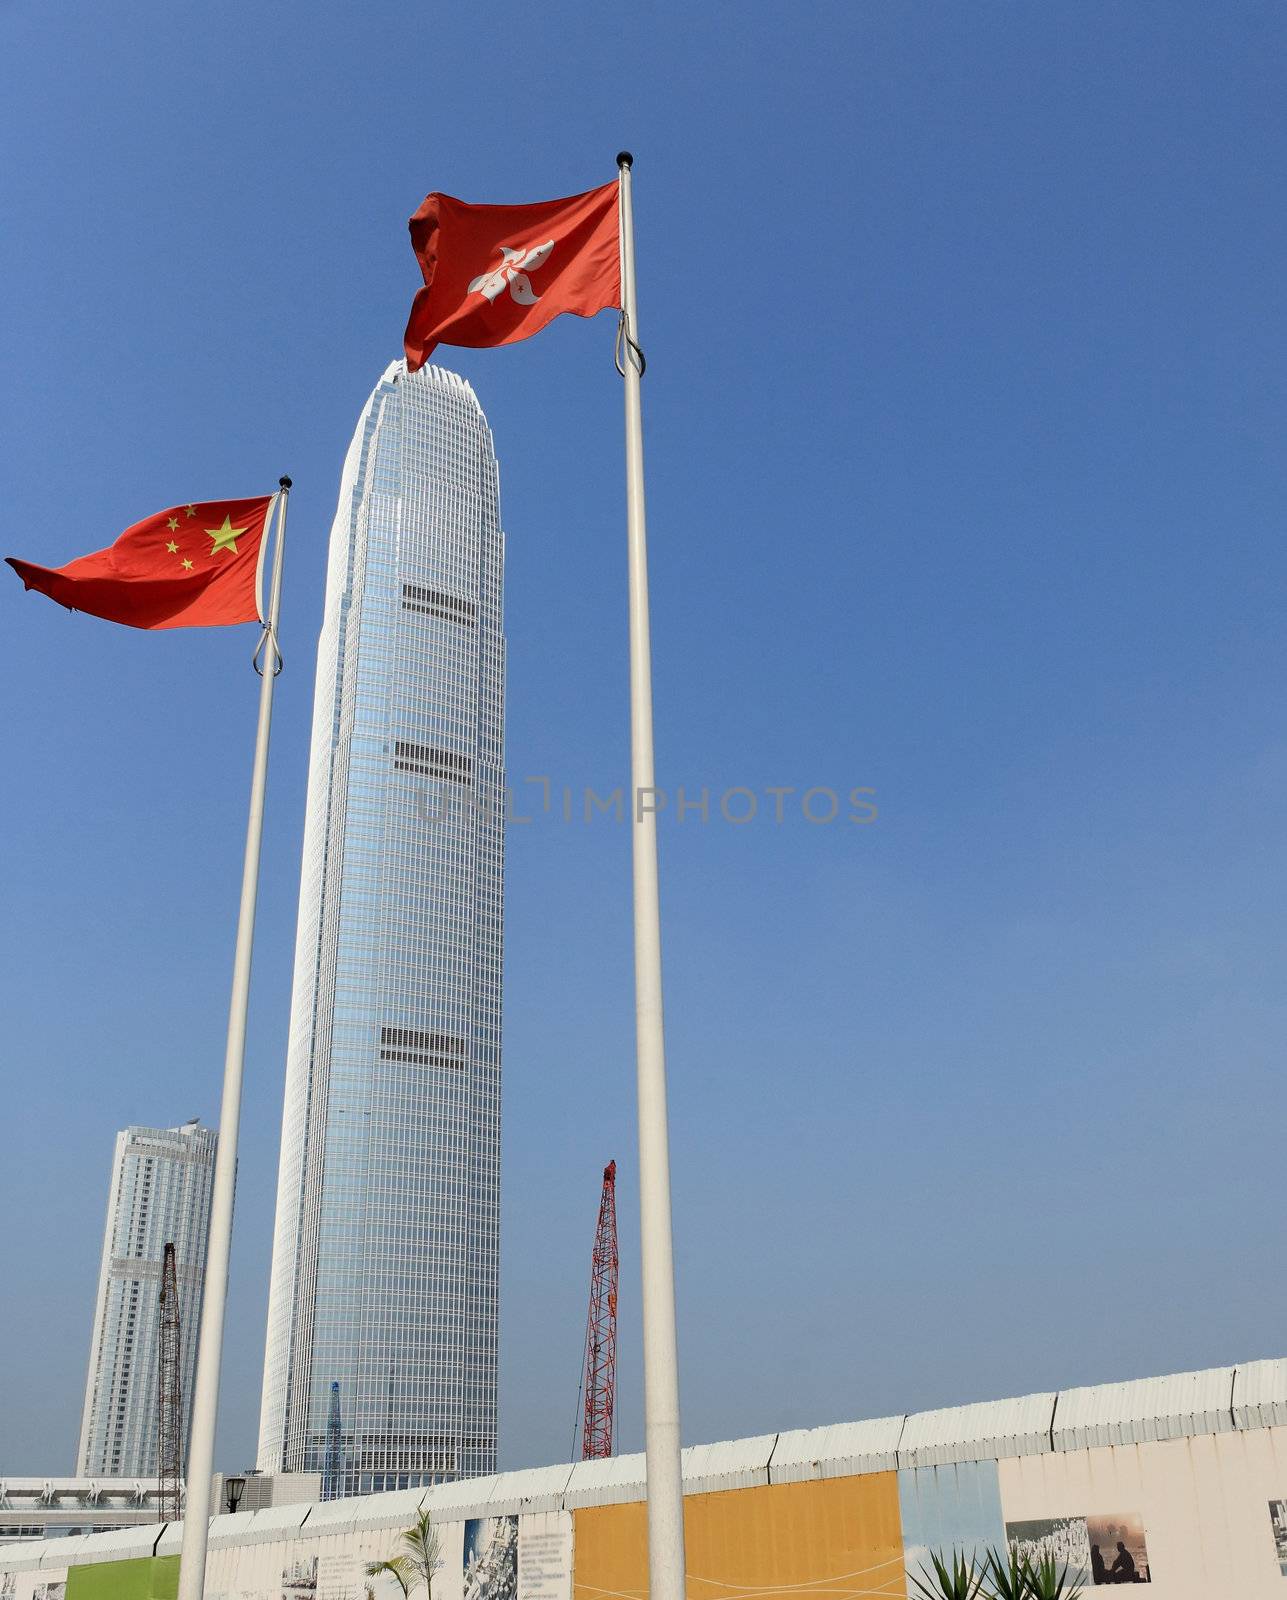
[205,515,245,556]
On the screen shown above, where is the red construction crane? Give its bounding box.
[581,1161,619,1459]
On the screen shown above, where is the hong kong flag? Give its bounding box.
[6,495,275,630]
[403,181,622,371]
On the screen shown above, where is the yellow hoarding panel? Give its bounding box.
[574,1473,906,1600]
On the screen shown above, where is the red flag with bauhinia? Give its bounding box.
[404,181,622,371]
[6,496,275,630]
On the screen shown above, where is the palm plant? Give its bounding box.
[909,1549,983,1600]
[365,1509,441,1598]
[364,1561,409,1600]
[1024,1554,1083,1600]
[398,1509,442,1597]
[364,1557,411,1597]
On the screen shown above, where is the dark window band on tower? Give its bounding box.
[401,582,476,625]
[393,741,473,782]
[379,1026,467,1067]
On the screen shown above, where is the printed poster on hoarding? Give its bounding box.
[517,1512,573,1600]
[1007,1513,1150,1586]
[8,1508,569,1600]
[202,1539,316,1600]
[1270,1501,1287,1578]
[202,1537,288,1600]
[464,1514,518,1600]
[317,1516,464,1600]
[201,1536,279,1600]
[13,1572,67,1600]
[204,1518,466,1600]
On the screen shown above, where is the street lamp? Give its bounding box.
[224,1476,246,1515]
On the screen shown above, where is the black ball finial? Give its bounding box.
[616,151,634,169]
[279,476,293,489]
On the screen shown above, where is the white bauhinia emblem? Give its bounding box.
[468,240,555,305]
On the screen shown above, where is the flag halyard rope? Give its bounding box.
[615,309,647,378]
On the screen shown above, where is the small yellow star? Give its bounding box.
[166,540,179,554]
[182,558,194,571]
[185,505,197,518]
[167,516,180,531]
[205,515,245,556]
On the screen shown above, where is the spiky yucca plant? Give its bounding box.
[981,1547,1031,1600]
[909,1548,983,1600]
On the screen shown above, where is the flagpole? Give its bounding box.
[177,477,291,1600]
[617,152,688,1600]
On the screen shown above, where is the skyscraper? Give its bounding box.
[258,360,505,1494]
[78,1120,216,1477]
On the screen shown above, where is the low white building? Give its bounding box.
[0,1478,167,1544]
[0,1473,320,1546]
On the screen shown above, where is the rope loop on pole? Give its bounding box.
[252,623,283,678]
[615,310,646,378]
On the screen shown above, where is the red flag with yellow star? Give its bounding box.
[6,496,275,630]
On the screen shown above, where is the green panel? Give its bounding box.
[66,1555,180,1600]
[151,1556,180,1600]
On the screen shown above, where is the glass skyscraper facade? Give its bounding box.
[258,360,505,1494]
[77,1120,216,1477]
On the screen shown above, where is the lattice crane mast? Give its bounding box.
[157,1241,183,1523]
[581,1161,619,1459]
[323,1381,343,1500]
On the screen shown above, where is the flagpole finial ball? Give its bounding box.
[616,151,634,169]
[279,476,293,490]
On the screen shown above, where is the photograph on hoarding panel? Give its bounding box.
[1006,1517,1091,1586]
[1085,1512,1150,1584]
[1269,1500,1287,1577]
[464,1515,518,1600]
[281,1552,319,1596]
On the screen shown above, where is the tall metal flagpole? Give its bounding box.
[178,477,291,1600]
[617,152,688,1600]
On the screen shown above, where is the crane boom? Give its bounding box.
[582,1161,619,1459]
[323,1381,343,1500]
[157,1241,183,1522]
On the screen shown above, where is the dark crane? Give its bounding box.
[581,1161,619,1458]
[323,1381,343,1500]
[157,1242,183,1522]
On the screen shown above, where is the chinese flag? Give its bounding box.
[404,181,621,371]
[6,496,274,630]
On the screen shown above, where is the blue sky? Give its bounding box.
[2,0,1285,1474]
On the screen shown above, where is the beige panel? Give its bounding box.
[1206,1426,1287,1594]
[997,1426,1287,1597]
[574,1474,906,1600]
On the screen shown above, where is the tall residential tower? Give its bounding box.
[258,361,505,1494]
[78,1120,216,1477]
